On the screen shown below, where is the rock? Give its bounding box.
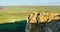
[27,12,60,23]
[25,12,60,32]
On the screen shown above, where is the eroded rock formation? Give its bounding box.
[25,12,60,32]
[27,12,60,23]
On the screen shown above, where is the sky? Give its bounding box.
[0,0,60,6]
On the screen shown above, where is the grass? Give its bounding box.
[0,6,60,32]
[0,6,60,23]
[0,20,27,32]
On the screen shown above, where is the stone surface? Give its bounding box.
[25,12,60,32]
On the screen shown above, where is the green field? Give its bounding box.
[0,6,60,23]
[0,6,60,32]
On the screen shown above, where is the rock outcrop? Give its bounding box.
[27,12,60,23]
[25,12,60,32]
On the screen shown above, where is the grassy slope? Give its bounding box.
[0,6,60,23]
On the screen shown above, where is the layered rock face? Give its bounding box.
[25,12,60,32]
[27,12,60,23]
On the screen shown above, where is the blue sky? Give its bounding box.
[0,0,60,6]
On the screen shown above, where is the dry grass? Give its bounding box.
[0,6,60,24]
